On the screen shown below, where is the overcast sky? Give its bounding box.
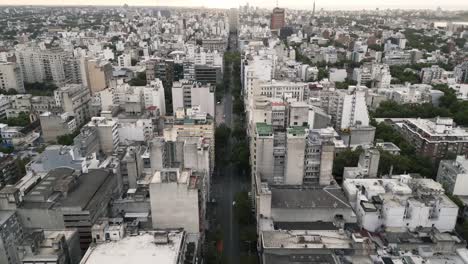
[5,0,468,10]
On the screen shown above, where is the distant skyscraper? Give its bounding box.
[270,7,285,31]
[312,1,316,18]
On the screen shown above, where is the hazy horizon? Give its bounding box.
[2,0,468,11]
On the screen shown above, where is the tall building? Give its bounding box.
[437,155,468,196]
[146,58,174,86]
[0,156,20,189]
[420,65,444,84]
[0,211,24,264]
[16,47,80,86]
[252,124,335,186]
[194,65,221,86]
[399,117,468,160]
[270,7,286,31]
[143,79,166,116]
[54,84,91,126]
[0,62,25,93]
[327,87,370,130]
[150,169,206,234]
[172,80,215,116]
[85,117,119,155]
[83,58,113,95]
[454,61,468,84]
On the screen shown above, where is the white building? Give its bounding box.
[352,63,391,88]
[118,119,153,143]
[0,62,25,93]
[117,53,132,67]
[81,220,187,264]
[437,155,468,196]
[16,46,80,85]
[85,117,119,155]
[143,79,166,116]
[421,65,444,84]
[256,81,307,102]
[449,83,468,101]
[328,87,370,130]
[377,84,441,105]
[343,175,458,232]
[172,80,215,117]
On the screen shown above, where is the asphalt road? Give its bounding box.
[210,32,244,264]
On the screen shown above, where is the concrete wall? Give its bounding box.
[191,86,215,117]
[172,85,184,113]
[18,208,65,229]
[40,115,73,142]
[255,137,274,183]
[150,182,199,233]
[319,144,335,186]
[67,229,82,264]
[271,207,356,223]
[284,136,306,185]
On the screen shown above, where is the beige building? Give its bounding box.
[150,169,204,234]
[54,84,91,126]
[83,58,112,95]
[0,62,24,93]
[39,112,77,142]
[85,117,119,155]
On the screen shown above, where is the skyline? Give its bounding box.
[3,0,468,11]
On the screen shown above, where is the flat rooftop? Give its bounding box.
[81,232,184,264]
[271,186,351,209]
[262,230,352,249]
[22,168,112,211]
[256,122,273,136]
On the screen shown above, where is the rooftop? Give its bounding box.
[271,186,351,209]
[256,122,273,136]
[22,168,113,211]
[81,231,184,264]
[262,230,352,249]
[402,117,468,138]
[287,126,307,136]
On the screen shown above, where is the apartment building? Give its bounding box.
[0,62,25,93]
[343,175,458,232]
[172,80,215,116]
[437,155,468,196]
[54,84,91,126]
[399,117,468,160]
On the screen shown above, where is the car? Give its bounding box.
[217,101,221,104]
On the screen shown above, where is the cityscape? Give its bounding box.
[0,2,467,264]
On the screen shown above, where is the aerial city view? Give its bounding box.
[0,1,468,263]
